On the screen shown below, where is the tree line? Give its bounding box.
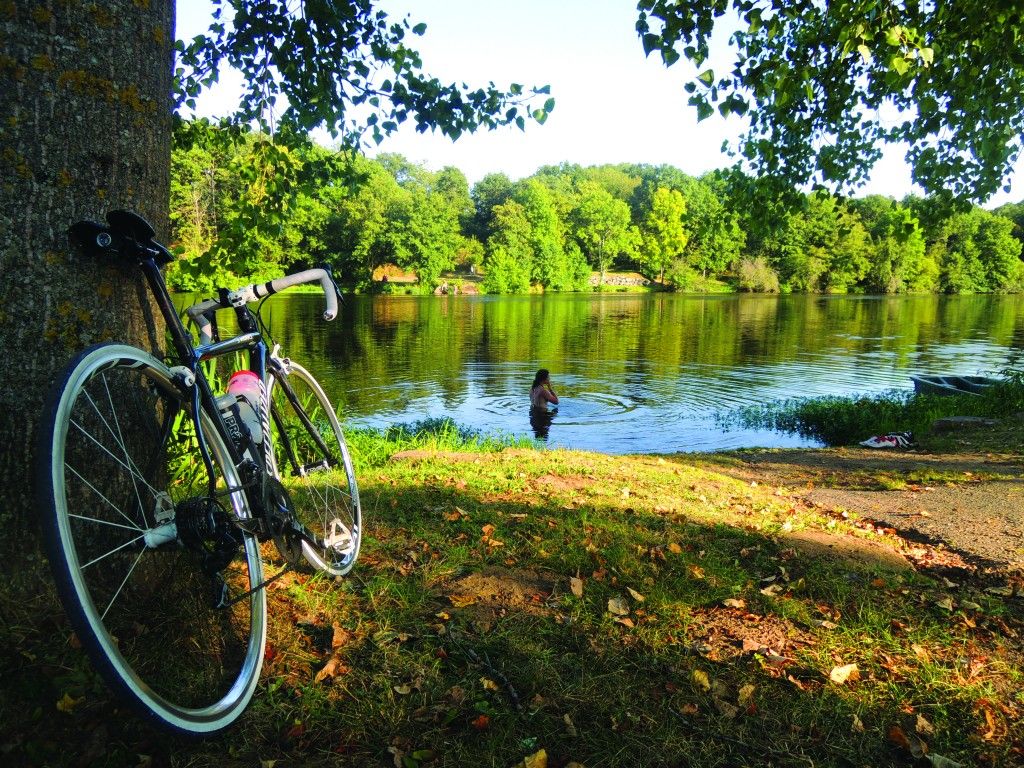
[169,121,1024,295]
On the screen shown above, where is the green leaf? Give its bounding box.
[857,44,871,62]
[890,55,909,76]
[412,22,427,35]
[920,47,934,65]
[885,27,903,46]
[697,68,715,87]
[696,101,713,122]
[543,97,555,113]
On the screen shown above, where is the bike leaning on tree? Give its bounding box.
[35,210,362,735]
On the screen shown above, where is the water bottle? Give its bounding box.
[216,370,263,452]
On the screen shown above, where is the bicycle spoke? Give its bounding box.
[66,463,145,532]
[99,545,149,621]
[69,512,146,533]
[99,372,147,523]
[80,532,146,570]
[71,416,160,499]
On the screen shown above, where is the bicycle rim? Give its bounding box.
[37,343,266,735]
[267,360,361,576]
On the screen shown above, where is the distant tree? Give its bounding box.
[468,173,516,242]
[572,181,641,283]
[930,208,1023,293]
[638,187,688,283]
[637,0,1024,201]
[678,177,744,277]
[484,200,534,293]
[850,197,933,292]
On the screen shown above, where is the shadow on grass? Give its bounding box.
[4,456,1023,767]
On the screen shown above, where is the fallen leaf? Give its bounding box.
[687,564,706,580]
[614,617,635,628]
[680,702,699,715]
[691,669,711,692]
[570,577,584,598]
[812,619,839,630]
[331,623,351,650]
[668,542,683,555]
[713,697,739,719]
[984,585,1014,597]
[393,684,412,695]
[449,594,479,608]
[480,677,500,692]
[760,584,784,596]
[471,714,490,731]
[916,713,935,735]
[961,600,982,611]
[626,587,646,602]
[934,597,954,611]
[911,643,931,661]
[737,684,755,707]
[829,663,860,685]
[56,692,82,713]
[315,657,350,683]
[722,598,746,609]
[511,748,546,768]
[261,761,278,768]
[888,724,927,759]
[607,596,630,616]
[851,713,865,733]
[434,612,450,621]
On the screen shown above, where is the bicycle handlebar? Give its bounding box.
[186,268,339,346]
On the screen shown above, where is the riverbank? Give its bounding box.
[6,418,1023,767]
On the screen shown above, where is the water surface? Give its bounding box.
[178,293,1024,454]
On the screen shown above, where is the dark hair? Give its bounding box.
[532,369,549,389]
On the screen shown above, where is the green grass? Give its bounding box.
[6,437,1023,767]
[720,372,1024,446]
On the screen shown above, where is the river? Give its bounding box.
[176,292,1024,454]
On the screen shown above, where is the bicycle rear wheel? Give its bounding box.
[267,358,361,576]
[36,343,266,735]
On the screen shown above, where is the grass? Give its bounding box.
[720,372,1024,447]
[5,433,1024,767]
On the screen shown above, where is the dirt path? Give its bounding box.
[698,447,1024,573]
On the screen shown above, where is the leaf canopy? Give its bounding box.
[637,0,1024,201]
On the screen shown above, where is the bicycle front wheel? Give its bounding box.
[267,359,361,576]
[36,343,266,735]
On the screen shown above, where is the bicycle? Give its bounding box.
[35,210,361,735]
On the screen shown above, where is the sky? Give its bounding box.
[176,0,1021,206]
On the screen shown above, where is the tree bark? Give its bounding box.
[0,0,174,537]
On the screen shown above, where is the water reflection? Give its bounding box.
[529,407,556,440]
[173,292,1024,454]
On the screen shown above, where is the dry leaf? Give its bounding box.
[687,564,706,580]
[961,600,982,611]
[480,677,500,692]
[607,596,630,616]
[916,713,935,735]
[829,663,860,684]
[315,656,350,683]
[626,587,646,602]
[926,755,965,768]
[680,703,699,715]
[471,714,490,731]
[691,669,711,692]
[911,643,931,661]
[449,594,479,608]
[668,542,683,555]
[512,748,546,768]
[934,597,954,611]
[614,617,635,628]
[984,585,1013,597]
[55,692,82,713]
[888,724,927,759]
[760,584,784,596]
[722,598,746,609]
[331,623,351,650]
[851,713,865,733]
[393,684,412,695]
[570,577,584,598]
[737,684,755,707]
[713,697,739,719]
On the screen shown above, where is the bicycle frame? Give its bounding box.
[136,255,271,518]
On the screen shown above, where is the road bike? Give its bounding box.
[35,210,361,735]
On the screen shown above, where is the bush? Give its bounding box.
[737,257,781,293]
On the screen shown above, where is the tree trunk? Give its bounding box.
[0,0,174,539]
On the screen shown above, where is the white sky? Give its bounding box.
[176,0,1022,206]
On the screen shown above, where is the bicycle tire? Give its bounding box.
[267,359,361,576]
[37,343,266,735]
